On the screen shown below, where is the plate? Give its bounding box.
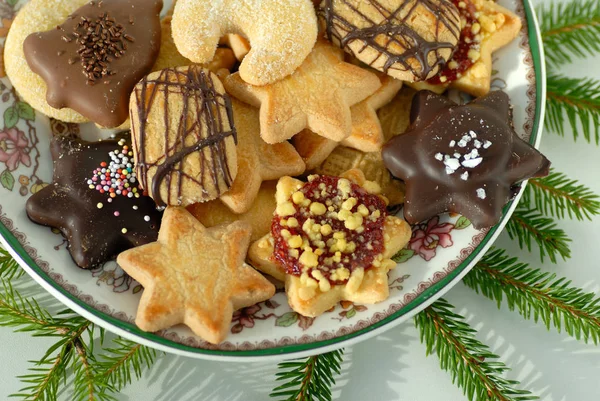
[0,0,545,361]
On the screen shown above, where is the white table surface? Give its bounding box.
[2,4,600,401]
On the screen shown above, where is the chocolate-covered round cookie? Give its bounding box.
[26,135,162,269]
[319,0,461,82]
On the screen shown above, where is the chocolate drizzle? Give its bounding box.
[320,0,460,80]
[24,0,162,127]
[132,66,238,207]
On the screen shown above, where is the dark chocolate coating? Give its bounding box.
[26,135,162,269]
[23,0,162,128]
[382,90,550,229]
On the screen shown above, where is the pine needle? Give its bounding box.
[0,247,23,280]
[464,248,600,344]
[271,349,344,401]
[522,170,600,220]
[538,0,600,67]
[95,337,159,392]
[505,207,571,263]
[414,299,537,401]
[546,74,600,144]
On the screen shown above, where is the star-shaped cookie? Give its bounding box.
[220,100,306,214]
[224,39,382,144]
[409,0,522,97]
[382,90,550,229]
[293,74,403,169]
[117,207,275,344]
[25,135,162,269]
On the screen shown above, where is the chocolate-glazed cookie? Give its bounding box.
[26,135,162,269]
[23,0,162,128]
[382,90,550,228]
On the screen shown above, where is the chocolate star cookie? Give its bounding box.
[382,90,550,229]
[26,135,162,269]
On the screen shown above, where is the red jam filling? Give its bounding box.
[428,0,480,85]
[271,175,387,285]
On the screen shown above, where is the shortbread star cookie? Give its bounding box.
[189,181,277,243]
[117,207,275,344]
[130,66,238,207]
[219,34,251,62]
[318,0,461,82]
[171,0,318,86]
[247,170,411,316]
[410,0,522,97]
[225,40,381,144]
[220,100,305,214]
[292,74,403,169]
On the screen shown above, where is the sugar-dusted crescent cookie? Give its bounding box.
[117,207,275,344]
[219,34,251,62]
[247,170,411,316]
[410,0,522,96]
[171,0,318,86]
[292,73,403,169]
[225,40,381,144]
[188,181,277,243]
[130,66,238,207]
[5,0,89,123]
[318,0,461,82]
[20,0,162,128]
[220,99,305,214]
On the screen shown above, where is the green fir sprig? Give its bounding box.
[464,248,600,344]
[0,247,24,280]
[414,299,537,401]
[270,349,344,401]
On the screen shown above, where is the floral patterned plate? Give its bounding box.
[0,0,545,361]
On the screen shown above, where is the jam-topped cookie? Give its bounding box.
[23,0,163,128]
[248,170,411,317]
[26,135,162,269]
[382,90,550,229]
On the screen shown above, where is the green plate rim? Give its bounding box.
[0,0,544,358]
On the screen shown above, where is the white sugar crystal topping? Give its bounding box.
[476,188,487,199]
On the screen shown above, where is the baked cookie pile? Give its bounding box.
[7,0,550,344]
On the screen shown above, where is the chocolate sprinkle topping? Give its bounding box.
[319,0,461,80]
[382,90,551,229]
[132,66,238,207]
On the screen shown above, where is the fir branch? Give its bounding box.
[464,248,600,344]
[505,206,571,263]
[95,337,158,392]
[414,299,537,401]
[538,0,600,67]
[0,247,23,280]
[271,349,344,401]
[546,74,600,144]
[14,346,74,401]
[522,170,600,220]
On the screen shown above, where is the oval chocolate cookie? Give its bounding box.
[319,0,461,82]
[26,135,162,269]
[130,66,238,207]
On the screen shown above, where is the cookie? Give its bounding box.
[171,0,318,86]
[314,146,406,206]
[377,86,417,140]
[21,0,162,128]
[26,135,162,269]
[117,208,275,344]
[130,66,238,207]
[319,0,461,82]
[382,90,550,229]
[5,0,89,123]
[219,34,251,62]
[220,99,305,214]
[225,40,381,144]
[188,181,277,243]
[247,170,411,316]
[292,73,403,169]
[419,0,522,97]
[154,15,237,73]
